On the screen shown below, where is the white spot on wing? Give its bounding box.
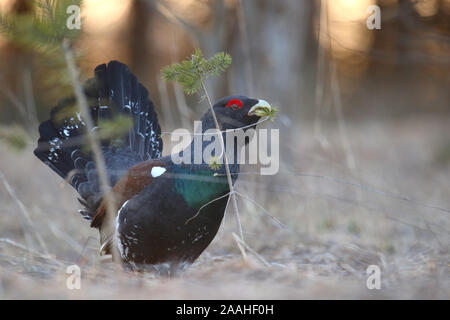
[151,166,166,178]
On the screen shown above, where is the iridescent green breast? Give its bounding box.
[173,167,229,209]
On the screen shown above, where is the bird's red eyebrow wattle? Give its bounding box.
[225,99,243,109]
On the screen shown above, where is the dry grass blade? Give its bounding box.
[234,190,289,231]
[0,238,58,263]
[0,171,49,257]
[199,78,245,250]
[185,192,231,225]
[232,232,270,267]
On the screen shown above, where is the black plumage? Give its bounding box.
[34,61,270,272]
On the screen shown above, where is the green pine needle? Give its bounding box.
[162,49,231,95]
[0,0,82,49]
[0,126,29,151]
[208,156,222,171]
[98,115,133,142]
[82,114,133,153]
[252,105,278,121]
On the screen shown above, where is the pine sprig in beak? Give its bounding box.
[248,100,278,121]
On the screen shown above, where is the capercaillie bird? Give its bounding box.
[34,61,271,272]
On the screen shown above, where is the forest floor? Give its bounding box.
[0,116,449,299]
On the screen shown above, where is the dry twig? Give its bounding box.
[62,39,120,262]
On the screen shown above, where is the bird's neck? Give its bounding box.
[173,120,243,210]
[182,117,242,177]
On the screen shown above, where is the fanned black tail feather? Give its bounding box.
[34,61,163,219]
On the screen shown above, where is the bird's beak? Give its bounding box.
[248,99,272,117]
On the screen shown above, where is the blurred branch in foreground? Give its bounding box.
[0,0,124,262]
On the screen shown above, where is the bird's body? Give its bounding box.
[34,61,270,271]
[114,159,230,270]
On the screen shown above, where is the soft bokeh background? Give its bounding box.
[0,0,449,299]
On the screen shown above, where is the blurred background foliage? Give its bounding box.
[0,2,448,298]
[0,0,448,133]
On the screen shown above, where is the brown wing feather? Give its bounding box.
[91,160,166,229]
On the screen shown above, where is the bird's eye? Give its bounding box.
[225,99,243,110]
